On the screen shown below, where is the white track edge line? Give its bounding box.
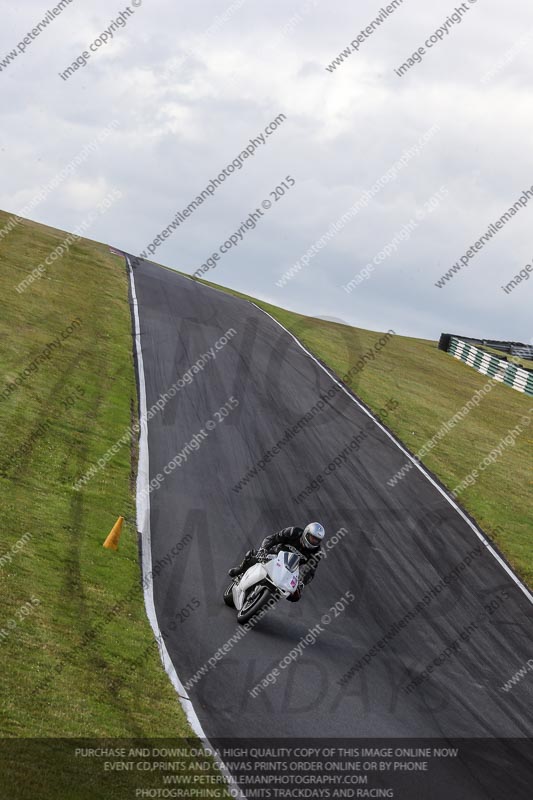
[173,267,533,605]
[250,303,533,607]
[127,258,247,800]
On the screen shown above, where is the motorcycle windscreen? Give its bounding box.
[265,552,300,593]
[281,552,300,572]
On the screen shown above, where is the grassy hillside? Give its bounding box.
[192,275,532,589]
[0,211,228,798]
[1,208,530,791]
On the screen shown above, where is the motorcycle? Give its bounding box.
[223,549,302,624]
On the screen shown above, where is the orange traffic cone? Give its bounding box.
[103,516,124,551]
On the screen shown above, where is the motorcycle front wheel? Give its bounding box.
[236,585,273,624]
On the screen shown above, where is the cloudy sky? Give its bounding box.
[1,0,532,339]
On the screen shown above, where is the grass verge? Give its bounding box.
[0,212,228,799]
[192,274,532,589]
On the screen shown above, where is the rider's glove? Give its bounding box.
[256,548,268,562]
[287,587,302,603]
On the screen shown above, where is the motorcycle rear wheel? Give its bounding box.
[223,581,236,608]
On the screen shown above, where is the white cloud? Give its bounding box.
[0,0,532,340]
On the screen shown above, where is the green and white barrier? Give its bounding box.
[448,337,533,397]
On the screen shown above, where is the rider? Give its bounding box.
[228,522,325,602]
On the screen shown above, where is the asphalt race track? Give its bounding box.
[128,256,533,797]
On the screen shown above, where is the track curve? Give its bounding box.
[128,256,533,796]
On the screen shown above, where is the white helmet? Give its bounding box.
[301,522,325,550]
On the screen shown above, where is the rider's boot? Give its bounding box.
[228,549,256,578]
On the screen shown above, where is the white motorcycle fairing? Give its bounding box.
[232,551,300,611]
[265,555,300,594]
